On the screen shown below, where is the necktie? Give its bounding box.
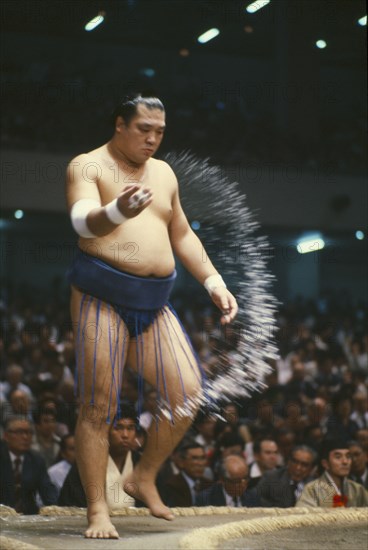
[13,457,23,513]
[290,482,297,505]
[192,479,201,504]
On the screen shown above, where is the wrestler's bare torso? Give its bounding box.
[70,144,178,277]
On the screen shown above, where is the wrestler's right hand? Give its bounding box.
[116,184,153,218]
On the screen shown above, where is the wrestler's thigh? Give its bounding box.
[70,285,129,402]
[127,306,202,401]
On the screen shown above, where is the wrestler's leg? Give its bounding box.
[71,286,128,538]
[124,306,203,519]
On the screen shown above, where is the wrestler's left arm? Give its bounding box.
[168,177,238,325]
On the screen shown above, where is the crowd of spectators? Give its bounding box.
[0,288,367,513]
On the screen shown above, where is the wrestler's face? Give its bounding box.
[115,104,166,164]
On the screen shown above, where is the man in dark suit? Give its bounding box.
[196,455,260,507]
[162,440,212,507]
[348,441,368,489]
[256,445,316,507]
[248,437,280,489]
[0,416,58,514]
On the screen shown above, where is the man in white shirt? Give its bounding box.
[48,434,75,497]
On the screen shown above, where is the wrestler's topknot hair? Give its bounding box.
[111,92,165,126]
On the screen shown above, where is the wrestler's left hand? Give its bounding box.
[210,287,238,325]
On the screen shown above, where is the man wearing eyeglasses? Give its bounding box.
[162,441,212,507]
[257,445,317,507]
[0,416,58,514]
[196,455,260,507]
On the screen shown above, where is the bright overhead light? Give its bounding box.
[297,236,325,254]
[316,39,327,49]
[198,28,220,44]
[358,15,367,26]
[14,209,24,220]
[355,230,365,240]
[245,0,271,14]
[85,13,105,32]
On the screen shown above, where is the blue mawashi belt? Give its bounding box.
[67,248,176,310]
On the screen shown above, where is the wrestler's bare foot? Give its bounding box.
[124,471,175,521]
[85,507,119,539]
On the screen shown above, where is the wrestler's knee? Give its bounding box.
[77,399,117,428]
[180,376,203,406]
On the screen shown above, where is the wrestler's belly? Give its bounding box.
[78,219,175,277]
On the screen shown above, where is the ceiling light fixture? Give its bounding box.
[245,1,271,14]
[198,28,220,44]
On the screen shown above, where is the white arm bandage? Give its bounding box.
[104,198,128,224]
[204,274,227,295]
[70,198,100,238]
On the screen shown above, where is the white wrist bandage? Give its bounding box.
[70,198,100,238]
[104,198,127,225]
[204,274,227,295]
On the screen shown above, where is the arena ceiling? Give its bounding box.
[1,0,366,67]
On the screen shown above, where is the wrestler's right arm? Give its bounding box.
[65,154,152,237]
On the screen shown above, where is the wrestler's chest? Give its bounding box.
[98,177,173,223]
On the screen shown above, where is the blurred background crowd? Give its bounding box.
[1,287,367,512]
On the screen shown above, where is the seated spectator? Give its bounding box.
[0,415,58,513]
[138,389,158,432]
[300,398,329,435]
[276,429,296,465]
[37,394,69,437]
[0,364,33,401]
[326,393,359,440]
[59,406,138,510]
[221,403,252,445]
[162,440,212,507]
[193,410,216,455]
[48,434,75,497]
[156,445,182,490]
[348,440,368,489]
[297,438,368,507]
[1,389,33,426]
[31,408,60,468]
[356,428,368,457]
[251,398,283,434]
[283,361,316,403]
[304,424,324,454]
[211,432,245,479]
[248,437,279,489]
[281,400,305,435]
[257,445,316,507]
[350,391,368,430]
[196,455,260,507]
